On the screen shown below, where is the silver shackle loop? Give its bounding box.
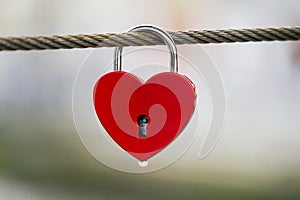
[113,25,178,73]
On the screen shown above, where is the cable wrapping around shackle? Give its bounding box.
[0,27,299,51]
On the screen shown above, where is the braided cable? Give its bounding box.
[0,27,299,51]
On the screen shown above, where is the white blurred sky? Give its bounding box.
[0,0,300,174]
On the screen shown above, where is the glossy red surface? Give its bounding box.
[94,71,196,161]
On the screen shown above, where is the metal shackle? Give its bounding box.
[113,25,178,73]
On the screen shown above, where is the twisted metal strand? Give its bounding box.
[0,27,299,51]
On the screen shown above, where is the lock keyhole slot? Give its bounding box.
[137,114,149,138]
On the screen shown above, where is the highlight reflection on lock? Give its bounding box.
[93,25,197,162]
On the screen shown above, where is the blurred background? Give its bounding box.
[0,0,300,199]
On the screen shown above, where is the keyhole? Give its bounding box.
[137,115,149,138]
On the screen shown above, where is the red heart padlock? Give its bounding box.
[93,25,196,161]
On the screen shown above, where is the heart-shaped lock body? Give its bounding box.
[94,71,196,161]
